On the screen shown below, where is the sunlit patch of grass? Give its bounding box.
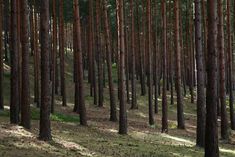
[169,121,177,129]
[50,113,79,123]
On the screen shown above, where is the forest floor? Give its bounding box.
[0,52,235,157]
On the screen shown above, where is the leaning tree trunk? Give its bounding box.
[205,0,219,156]
[39,0,52,141]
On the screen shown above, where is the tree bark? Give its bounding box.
[39,0,52,141]
[59,0,67,107]
[4,0,9,63]
[0,0,3,110]
[130,0,137,110]
[118,0,127,135]
[103,0,117,122]
[10,0,20,124]
[205,0,219,156]
[21,0,31,129]
[161,0,168,133]
[96,0,104,107]
[146,0,154,126]
[74,0,87,126]
[51,0,57,113]
[226,0,235,130]
[218,0,229,140]
[195,0,206,147]
[174,0,185,129]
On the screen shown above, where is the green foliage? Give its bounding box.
[0,108,80,123]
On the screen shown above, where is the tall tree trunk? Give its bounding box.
[39,0,52,141]
[195,0,206,147]
[153,1,159,113]
[88,0,94,97]
[74,0,87,126]
[130,0,137,109]
[140,1,146,96]
[161,0,168,133]
[4,0,9,63]
[51,0,57,113]
[59,0,66,106]
[10,0,20,124]
[205,0,219,156]
[33,11,40,107]
[174,0,185,129]
[21,0,30,129]
[218,0,229,140]
[0,0,3,110]
[118,0,127,135]
[226,0,235,130]
[17,0,22,112]
[146,0,154,126]
[103,0,117,122]
[73,12,79,113]
[96,0,104,107]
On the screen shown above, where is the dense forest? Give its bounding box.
[0,0,235,156]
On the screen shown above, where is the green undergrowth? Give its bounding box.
[0,107,80,123]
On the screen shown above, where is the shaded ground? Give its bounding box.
[0,53,235,157]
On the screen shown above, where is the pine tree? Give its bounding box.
[39,0,52,141]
